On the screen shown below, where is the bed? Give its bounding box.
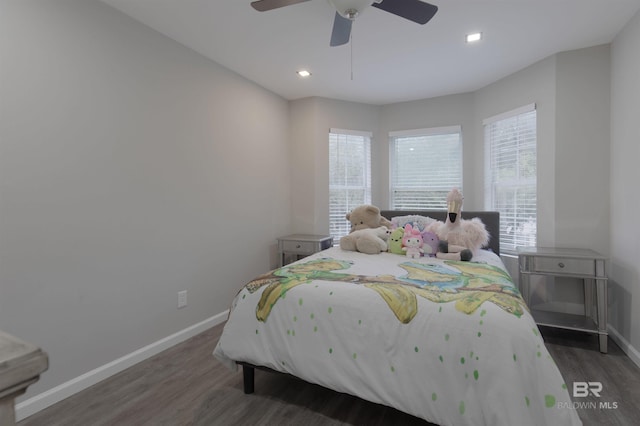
[213,210,581,426]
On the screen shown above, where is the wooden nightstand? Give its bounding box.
[518,247,608,353]
[277,234,333,267]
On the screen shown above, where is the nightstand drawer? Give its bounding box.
[281,240,316,254]
[277,234,333,267]
[533,257,594,275]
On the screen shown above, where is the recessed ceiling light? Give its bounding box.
[466,32,482,43]
[297,70,311,77]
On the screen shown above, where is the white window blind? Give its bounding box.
[329,129,372,241]
[390,126,462,209]
[484,104,537,253]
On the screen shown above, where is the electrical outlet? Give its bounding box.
[178,290,187,308]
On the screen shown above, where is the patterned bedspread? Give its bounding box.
[214,247,582,426]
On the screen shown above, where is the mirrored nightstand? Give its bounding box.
[518,247,608,353]
[277,234,333,267]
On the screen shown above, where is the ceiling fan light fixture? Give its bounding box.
[328,0,373,19]
[466,32,482,43]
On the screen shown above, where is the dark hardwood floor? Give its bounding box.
[540,326,640,426]
[19,323,640,426]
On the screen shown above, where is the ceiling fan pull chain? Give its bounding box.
[350,26,354,81]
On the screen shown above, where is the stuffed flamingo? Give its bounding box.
[428,188,489,261]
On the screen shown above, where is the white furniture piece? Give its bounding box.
[518,247,608,353]
[277,234,333,267]
[0,331,48,425]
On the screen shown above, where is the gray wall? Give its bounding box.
[288,42,636,354]
[473,55,558,247]
[610,10,640,362]
[291,46,611,258]
[290,97,381,234]
[555,45,611,253]
[2,0,639,410]
[474,45,612,309]
[378,93,476,207]
[0,0,291,399]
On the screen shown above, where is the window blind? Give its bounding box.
[484,105,537,253]
[390,126,462,209]
[329,129,372,241]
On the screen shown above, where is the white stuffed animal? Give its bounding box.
[428,188,489,261]
[340,226,390,254]
[401,223,424,259]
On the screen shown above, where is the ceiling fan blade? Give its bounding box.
[372,0,438,25]
[250,0,311,12]
[330,12,352,47]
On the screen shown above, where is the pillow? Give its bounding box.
[390,215,437,232]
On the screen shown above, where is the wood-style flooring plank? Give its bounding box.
[18,322,640,425]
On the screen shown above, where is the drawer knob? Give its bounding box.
[558,262,565,268]
[296,244,301,248]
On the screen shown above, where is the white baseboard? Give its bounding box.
[15,310,229,422]
[607,325,640,368]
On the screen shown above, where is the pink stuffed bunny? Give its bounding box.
[402,223,424,259]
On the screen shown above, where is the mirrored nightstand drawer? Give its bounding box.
[277,234,333,267]
[281,240,316,254]
[533,257,595,276]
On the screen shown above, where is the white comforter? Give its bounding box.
[214,247,582,426]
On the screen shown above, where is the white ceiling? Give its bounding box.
[100,0,640,105]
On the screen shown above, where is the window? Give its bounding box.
[484,104,537,253]
[329,129,372,241]
[390,126,462,209]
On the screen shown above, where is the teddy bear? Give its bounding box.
[340,205,393,254]
[340,226,390,254]
[346,204,392,232]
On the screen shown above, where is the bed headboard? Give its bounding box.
[380,210,501,256]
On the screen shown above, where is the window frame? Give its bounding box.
[388,125,463,210]
[328,128,372,242]
[483,103,537,254]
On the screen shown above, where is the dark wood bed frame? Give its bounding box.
[240,210,500,394]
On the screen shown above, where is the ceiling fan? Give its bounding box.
[250,0,438,47]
